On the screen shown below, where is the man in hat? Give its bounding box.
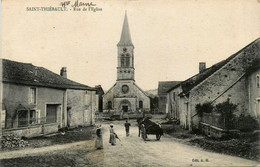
[109,124,116,145]
[124,120,131,136]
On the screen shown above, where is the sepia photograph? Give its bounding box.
[1,0,260,166]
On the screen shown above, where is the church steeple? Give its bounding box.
[117,11,134,47]
[117,12,135,81]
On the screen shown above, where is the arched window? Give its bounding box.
[139,101,143,109]
[121,54,125,67]
[108,101,112,109]
[121,53,131,67]
[125,57,130,67]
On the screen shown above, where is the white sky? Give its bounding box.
[2,0,260,91]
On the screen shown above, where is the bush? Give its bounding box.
[238,115,259,132]
[214,99,237,130]
[195,102,214,117]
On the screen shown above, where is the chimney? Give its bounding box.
[199,62,206,73]
[60,67,67,78]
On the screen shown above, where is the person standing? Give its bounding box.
[109,124,116,145]
[95,124,103,149]
[124,120,131,136]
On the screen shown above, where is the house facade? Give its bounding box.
[103,13,150,114]
[94,85,104,112]
[158,81,181,114]
[1,59,98,138]
[166,38,260,131]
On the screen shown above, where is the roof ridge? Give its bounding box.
[2,58,95,90]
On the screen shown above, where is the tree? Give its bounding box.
[214,99,237,130]
[195,102,214,117]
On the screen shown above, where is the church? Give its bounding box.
[103,13,150,113]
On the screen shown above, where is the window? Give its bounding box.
[18,110,28,127]
[121,55,125,67]
[121,53,130,67]
[108,101,112,109]
[30,110,36,124]
[257,75,260,88]
[30,88,36,104]
[18,110,36,127]
[126,57,130,67]
[139,101,143,109]
[173,92,176,101]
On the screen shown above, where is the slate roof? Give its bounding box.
[167,38,260,95]
[158,81,182,95]
[2,59,95,90]
[117,12,134,47]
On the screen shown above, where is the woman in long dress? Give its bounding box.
[109,124,116,145]
[95,125,103,149]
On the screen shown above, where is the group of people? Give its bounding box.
[95,120,131,149]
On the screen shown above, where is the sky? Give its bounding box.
[2,0,260,91]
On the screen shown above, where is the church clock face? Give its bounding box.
[122,85,129,93]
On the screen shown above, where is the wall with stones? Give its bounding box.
[167,86,183,119]
[248,69,260,118]
[189,40,260,129]
[167,86,190,129]
[67,89,97,127]
[158,96,166,113]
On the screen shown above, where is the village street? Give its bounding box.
[0,120,258,167]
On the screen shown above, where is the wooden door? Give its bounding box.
[46,105,57,123]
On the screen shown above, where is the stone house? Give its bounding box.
[94,85,104,112]
[158,81,181,114]
[166,38,260,131]
[1,59,98,138]
[103,13,150,114]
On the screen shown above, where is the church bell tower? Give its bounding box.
[117,12,135,81]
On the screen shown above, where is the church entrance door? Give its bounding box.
[123,106,128,112]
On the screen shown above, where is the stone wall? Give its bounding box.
[158,96,166,113]
[167,86,183,119]
[67,89,97,127]
[248,69,260,118]
[189,40,260,129]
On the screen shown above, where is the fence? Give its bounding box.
[201,113,259,131]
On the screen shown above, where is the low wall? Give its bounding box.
[3,123,59,138]
[200,122,226,138]
[3,125,42,138]
[43,123,59,134]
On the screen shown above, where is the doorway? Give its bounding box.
[123,105,128,112]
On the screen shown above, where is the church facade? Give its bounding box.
[103,13,150,113]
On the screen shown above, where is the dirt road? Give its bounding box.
[0,120,258,167]
[101,120,258,167]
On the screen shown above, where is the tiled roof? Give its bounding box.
[2,59,95,90]
[158,81,182,95]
